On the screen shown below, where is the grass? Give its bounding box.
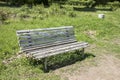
[0,3,120,80]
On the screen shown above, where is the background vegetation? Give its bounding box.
[0,0,120,80]
[0,0,120,7]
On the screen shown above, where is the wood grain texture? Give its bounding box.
[31,42,88,59]
[17,26,75,50]
[16,26,89,59]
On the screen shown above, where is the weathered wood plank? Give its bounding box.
[33,42,88,59]
[16,26,89,72]
[17,26,89,58]
[20,36,75,49]
[17,26,73,34]
[29,42,87,55]
[26,42,87,57]
[17,26,76,50]
[24,39,77,52]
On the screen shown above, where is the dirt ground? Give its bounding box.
[53,53,120,80]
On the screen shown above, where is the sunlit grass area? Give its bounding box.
[0,4,120,80]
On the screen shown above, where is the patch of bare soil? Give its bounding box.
[111,38,120,45]
[54,54,120,80]
[84,30,97,40]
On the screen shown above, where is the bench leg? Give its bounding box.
[81,48,85,58]
[44,58,48,72]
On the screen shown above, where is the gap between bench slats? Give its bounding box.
[34,43,88,59]
[27,42,88,59]
[17,27,75,51]
[19,36,75,48]
[29,42,86,54]
[32,42,87,56]
[23,39,77,52]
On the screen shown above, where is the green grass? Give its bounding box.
[0,4,120,80]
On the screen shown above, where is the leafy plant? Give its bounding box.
[0,11,9,24]
[108,1,120,11]
[80,0,96,8]
[19,12,30,20]
[68,11,77,17]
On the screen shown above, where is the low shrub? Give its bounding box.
[68,11,77,17]
[108,1,120,11]
[84,0,96,8]
[0,11,9,24]
[19,12,30,20]
[67,0,96,8]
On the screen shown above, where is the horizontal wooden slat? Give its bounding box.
[18,29,74,40]
[24,39,77,52]
[17,29,74,36]
[19,34,74,43]
[17,26,73,34]
[35,45,87,59]
[16,26,89,60]
[29,42,85,54]
[20,36,75,48]
[19,33,74,42]
[17,26,75,51]
[31,42,88,59]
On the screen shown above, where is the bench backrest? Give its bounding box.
[17,26,76,51]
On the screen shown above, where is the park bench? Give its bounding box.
[16,26,88,71]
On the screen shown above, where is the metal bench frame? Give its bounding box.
[16,26,88,71]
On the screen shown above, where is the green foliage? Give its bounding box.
[0,4,120,59]
[66,0,96,8]
[0,4,120,80]
[95,0,110,5]
[0,11,9,24]
[68,11,77,17]
[108,1,120,10]
[84,0,96,8]
[1,0,120,7]
[9,0,26,6]
[47,51,84,68]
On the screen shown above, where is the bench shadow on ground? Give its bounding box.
[29,51,95,72]
[73,7,112,12]
[48,52,95,71]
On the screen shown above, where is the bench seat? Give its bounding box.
[26,42,88,59]
[16,26,89,71]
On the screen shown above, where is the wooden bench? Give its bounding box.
[16,26,88,71]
